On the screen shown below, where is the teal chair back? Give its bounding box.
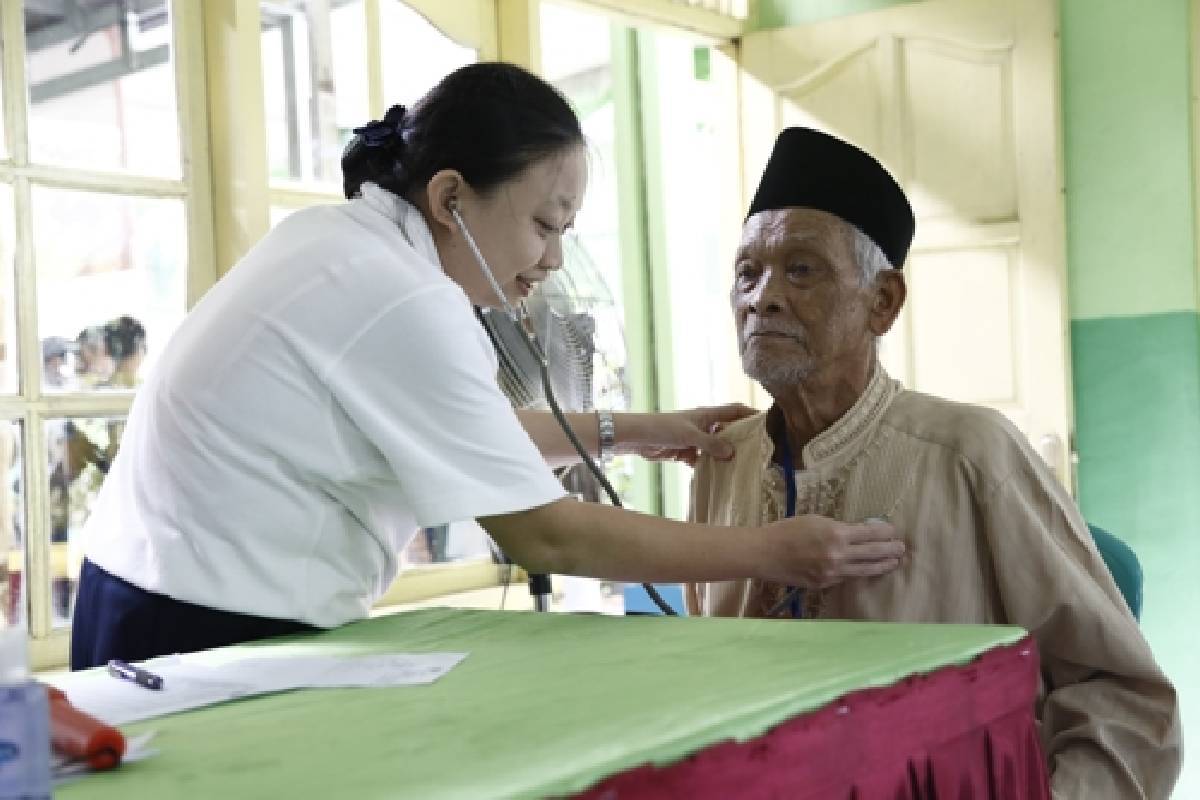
[1087,524,1143,621]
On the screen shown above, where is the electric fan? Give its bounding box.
[479,237,675,613]
[480,236,630,500]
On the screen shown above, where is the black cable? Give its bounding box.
[507,309,677,616]
[766,588,800,618]
[456,204,676,616]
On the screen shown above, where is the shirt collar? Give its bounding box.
[358,181,442,270]
[763,364,903,471]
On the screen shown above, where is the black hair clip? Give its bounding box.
[352,104,407,147]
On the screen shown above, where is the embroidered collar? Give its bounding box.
[762,364,902,472]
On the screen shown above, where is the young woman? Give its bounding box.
[71,63,902,669]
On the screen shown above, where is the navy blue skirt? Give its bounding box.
[71,559,317,670]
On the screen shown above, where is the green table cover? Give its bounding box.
[59,608,1025,799]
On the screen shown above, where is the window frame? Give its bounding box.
[1,0,213,669]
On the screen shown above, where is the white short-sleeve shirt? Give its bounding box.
[83,183,565,627]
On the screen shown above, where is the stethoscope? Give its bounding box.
[447,200,527,326]
[445,198,678,616]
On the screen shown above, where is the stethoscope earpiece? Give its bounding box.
[447,200,521,322]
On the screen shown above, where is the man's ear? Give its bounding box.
[867,269,907,336]
[424,169,466,230]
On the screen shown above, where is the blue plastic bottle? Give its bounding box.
[0,625,51,800]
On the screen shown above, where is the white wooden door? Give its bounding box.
[738,0,1072,484]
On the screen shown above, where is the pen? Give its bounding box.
[107,659,164,691]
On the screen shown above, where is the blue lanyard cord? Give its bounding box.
[776,430,805,619]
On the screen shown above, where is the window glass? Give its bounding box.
[0,183,16,394]
[24,0,181,177]
[0,26,7,160]
[46,416,120,628]
[540,3,622,308]
[400,522,494,568]
[261,0,369,187]
[379,1,475,105]
[31,186,187,393]
[0,422,24,630]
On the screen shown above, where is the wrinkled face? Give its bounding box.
[732,208,877,389]
[448,146,586,308]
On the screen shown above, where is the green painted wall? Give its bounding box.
[1061,1,1199,795]
[1071,314,1200,791]
[1071,312,1200,571]
[1061,0,1198,319]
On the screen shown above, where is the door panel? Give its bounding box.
[777,45,883,154]
[904,40,1017,222]
[909,246,1019,408]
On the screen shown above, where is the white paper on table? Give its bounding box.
[46,652,467,726]
[214,652,469,689]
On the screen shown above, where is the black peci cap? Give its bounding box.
[746,127,915,268]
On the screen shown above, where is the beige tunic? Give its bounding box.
[685,368,1181,799]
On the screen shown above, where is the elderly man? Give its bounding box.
[685,127,1181,799]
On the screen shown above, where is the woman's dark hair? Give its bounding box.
[341,62,583,201]
[103,316,147,362]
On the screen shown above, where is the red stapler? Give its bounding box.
[44,684,126,770]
